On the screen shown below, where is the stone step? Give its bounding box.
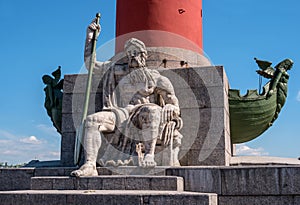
[34,166,167,176]
[31,175,184,191]
[0,190,217,205]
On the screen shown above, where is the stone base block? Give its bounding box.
[31,176,184,191]
[166,166,300,196]
[0,190,217,205]
[219,196,298,205]
[0,169,34,191]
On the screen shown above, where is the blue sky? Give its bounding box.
[0,0,299,164]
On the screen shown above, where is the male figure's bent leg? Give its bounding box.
[71,111,116,176]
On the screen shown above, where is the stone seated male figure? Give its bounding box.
[71,19,183,177]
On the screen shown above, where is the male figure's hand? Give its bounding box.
[162,104,180,123]
[86,18,101,40]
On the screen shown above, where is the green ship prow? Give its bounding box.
[229,58,293,144]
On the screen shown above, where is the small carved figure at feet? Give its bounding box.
[172,147,181,166]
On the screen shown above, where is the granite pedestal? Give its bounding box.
[61,66,231,167]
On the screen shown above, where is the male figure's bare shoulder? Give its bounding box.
[149,69,175,93]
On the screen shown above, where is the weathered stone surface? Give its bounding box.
[166,167,222,194]
[145,47,212,68]
[179,110,231,166]
[221,166,281,195]
[219,196,295,205]
[166,166,300,201]
[280,167,300,195]
[31,176,183,191]
[62,74,76,93]
[230,156,300,166]
[108,166,166,176]
[179,109,230,163]
[159,69,190,89]
[200,149,230,166]
[180,110,230,150]
[63,74,105,94]
[175,88,203,109]
[294,196,300,205]
[180,148,231,166]
[0,190,217,205]
[34,167,113,176]
[175,86,228,112]
[62,93,103,114]
[61,114,77,133]
[60,150,75,167]
[60,132,76,153]
[0,169,34,191]
[34,167,75,177]
[187,66,227,88]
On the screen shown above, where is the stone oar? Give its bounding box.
[74,13,101,165]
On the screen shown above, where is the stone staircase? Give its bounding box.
[0,175,217,205]
[2,166,300,204]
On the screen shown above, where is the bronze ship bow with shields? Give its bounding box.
[229,58,294,144]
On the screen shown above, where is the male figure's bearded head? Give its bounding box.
[124,38,148,68]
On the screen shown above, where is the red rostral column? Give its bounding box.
[115,0,203,54]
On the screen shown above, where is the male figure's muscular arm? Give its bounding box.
[155,75,180,122]
[84,18,111,74]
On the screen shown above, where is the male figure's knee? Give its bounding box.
[85,112,116,132]
[85,114,100,129]
[146,106,161,123]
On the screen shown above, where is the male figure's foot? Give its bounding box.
[70,162,98,177]
[173,160,181,166]
[141,154,156,168]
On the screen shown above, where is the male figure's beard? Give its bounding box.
[128,66,155,86]
[129,56,146,68]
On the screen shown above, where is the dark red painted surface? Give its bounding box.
[115,0,202,53]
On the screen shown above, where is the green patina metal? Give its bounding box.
[42,66,64,134]
[229,58,293,144]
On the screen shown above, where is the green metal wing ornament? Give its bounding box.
[42,66,64,134]
[229,58,293,144]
